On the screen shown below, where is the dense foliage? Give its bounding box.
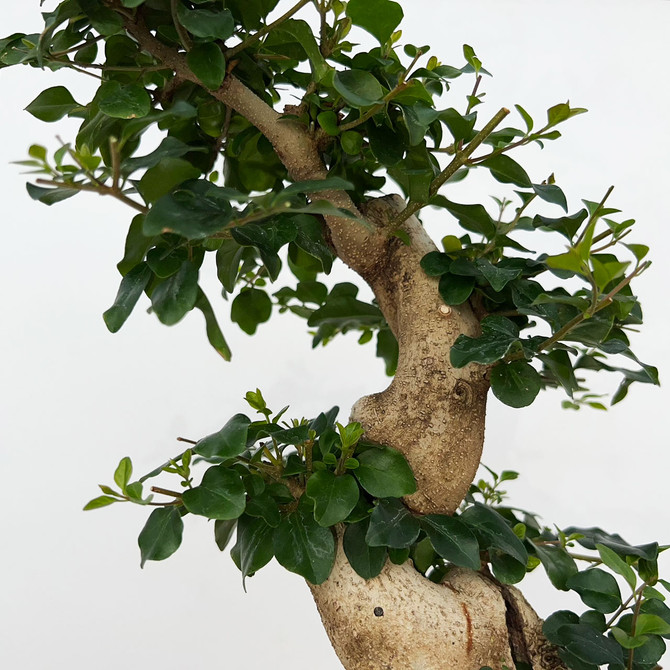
[3,1,666,668]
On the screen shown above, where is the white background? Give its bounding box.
[1,2,669,668]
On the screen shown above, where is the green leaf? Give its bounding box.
[420,515,480,569]
[138,507,184,567]
[566,568,622,613]
[306,471,360,527]
[194,288,232,360]
[177,3,234,40]
[333,69,384,108]
[610,626,649,650]
[557,623,623,665]
[595,543,636,591]
[231,288,272,335]
[276,19,329,81]
[25,86,78,122]
[368,124,405,166]
[490,550,526,584]
[137,158,201,204]
[534,543,578,591]
[438,273,475,305]
[490,361,542,408]
[231,514,274,580]
[532,209,588,240]
[532,183,568,211]
[83,495,120,510]
[150,261,199,326]
[475,258,523,292]
[182,465,246,520]
[420,251,451,277]
[195,414,251,459]
[564,527,659,561]
[366,498,421,549]
[346,0,403,44]
[103,262,152,333]
[354,445,417,498]
[214,519,236,551]
[98,82,151,119]
[543,610,579,645]
[480,154,531,187]
[343,518,388,579]
[460,503,528,565]
[25,183,78,205]
[635,613,670,636]
[187,43,226,90]
[113,456,133,492]
[273,498,335,584]
[450,316,520,367]
[144,180,235,240]
[434,198,496,238]
[245,492,281,528]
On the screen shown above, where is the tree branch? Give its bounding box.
[122,14,379,273]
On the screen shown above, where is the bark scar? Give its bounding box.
[460,602,473,655]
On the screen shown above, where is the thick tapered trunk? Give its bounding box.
[121,22,564,665]
[310,538,567,670]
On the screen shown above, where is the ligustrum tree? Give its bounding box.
[3,1,667,668]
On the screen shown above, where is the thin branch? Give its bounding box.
[391,107,510,227]
[225,0,312,58]
[35,178,148,214]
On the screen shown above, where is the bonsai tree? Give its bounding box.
[2,1,667,668]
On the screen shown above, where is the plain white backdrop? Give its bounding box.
[1,2,669,668]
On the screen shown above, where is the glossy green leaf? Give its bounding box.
[187,43,226,90]
[195,414,251,459]
[460,503,528,565]
[566,568,622,613]
[245,492,281,528]
[366,498,421,549]
[138,507,184,567]
[421,515,480,569]
[368,124,405,166]
[354,446,417,498]
[475,258,523,292]
[532,183,568,211]
[98,82,151,119]
[343,518,388,579]
[564,526,659,561]
[450,316,520,367]
[277,19,329,81]
[306,471,360,527]
[231,288,272,335]
[480,154,531,187]
[25,86,78,122]
[103,262,152,333]
[182,465,246,520]
[532,209,588,240]
[534,543,578,591]
[177,3,234,40]
[595,543,636,591]
[231,514,274,580]
[150,260,199,325]
[144,180,235,240]
[273,499,335,584]
[420,251,451,276]
[333,69,384,108]
[438,272,475,305]
[435,198,496,238]
[490,361,542,408]
[346,0,403,44]
[194,288,232,360]
[556,623,623,665]
[214,519,236,551]
[137,158,201,204]
[490,550,526,584]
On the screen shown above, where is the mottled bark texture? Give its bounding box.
[123,16,563,668]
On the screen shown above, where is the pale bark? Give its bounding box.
[122,14,564,669]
